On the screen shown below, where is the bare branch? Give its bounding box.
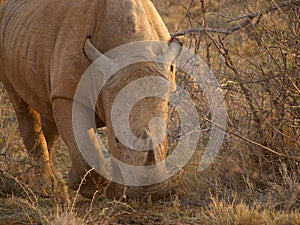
[171,0,300,37]
[171,27,231,37]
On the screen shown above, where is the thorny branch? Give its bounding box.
[171,0,300,37]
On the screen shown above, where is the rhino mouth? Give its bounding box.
[105,163,183,199]
[125,181,178,199]
[106,179,179,200]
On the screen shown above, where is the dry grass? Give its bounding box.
[1,0,300,224]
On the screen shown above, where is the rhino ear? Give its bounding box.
[159,38,182,63]
[84,36,112,63]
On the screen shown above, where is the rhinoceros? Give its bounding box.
[0,0,182,198]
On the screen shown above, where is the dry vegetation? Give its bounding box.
[0,0,299,224]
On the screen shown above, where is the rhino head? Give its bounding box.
[83,38,182,198]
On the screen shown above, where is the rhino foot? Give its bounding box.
[68,168,109,198]
[105,182,126,200]
[22,164,58,197]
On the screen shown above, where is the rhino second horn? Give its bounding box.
[84,37,111,63]
[159,38,182,63]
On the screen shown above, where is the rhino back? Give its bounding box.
[0,0,96,114]
[0,0,170,118]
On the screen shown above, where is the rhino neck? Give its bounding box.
[94,0,170,53]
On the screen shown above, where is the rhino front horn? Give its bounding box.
[83,36,112,64]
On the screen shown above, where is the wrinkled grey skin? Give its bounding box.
[0,0,180,198]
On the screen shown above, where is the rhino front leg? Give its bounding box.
[41,117,67,187]
[42,118,59,163]
[2,82,57,196]
[52,99,109,198]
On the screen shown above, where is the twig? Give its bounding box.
[205,12,233,20]
[71,168,94,212]
[171,0,300,37]
[200,116,300,161]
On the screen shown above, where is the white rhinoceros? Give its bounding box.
[0,0,181,198]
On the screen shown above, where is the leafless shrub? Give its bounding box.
[163,0,300,210]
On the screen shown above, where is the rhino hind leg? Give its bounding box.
[2,82,57,197]
[52,99,109,198]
